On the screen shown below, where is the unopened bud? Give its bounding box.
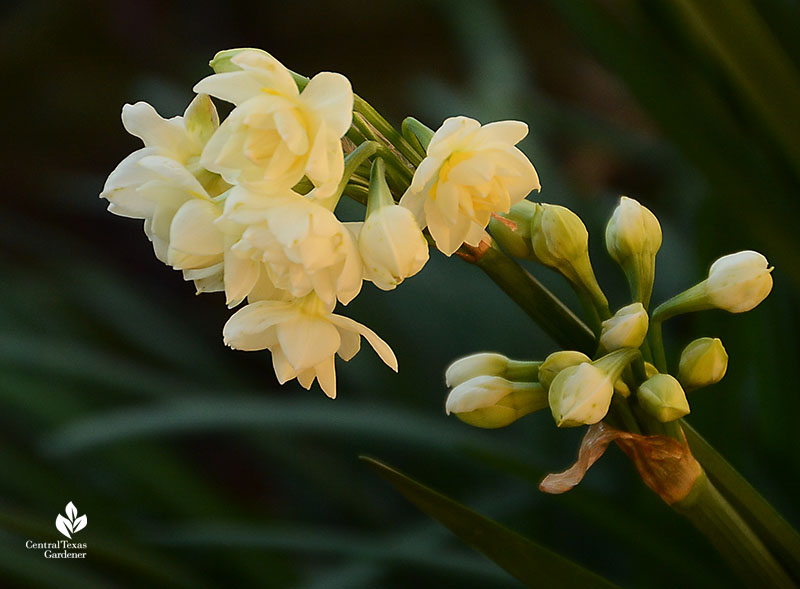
[539,350,591,390]
[678,337,728,390]
[706,251,773,313]
[599,302,649,352]
[653,250,774,321]
[548,348,639,427]
[445,376,547,428]
[489,200,537,259]
[605,196,661,306]
[531,203,609,313]
[637,374,690,422]
[445,352,540,388]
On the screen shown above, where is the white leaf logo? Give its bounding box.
[55,502,87,539]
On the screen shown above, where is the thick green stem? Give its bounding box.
[473,246,596,354]
[674,475,795,588]
[684,422,800,581]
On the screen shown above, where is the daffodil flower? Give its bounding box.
[219,186,363,308]
[100,95,230,292]
[194,49,353,197]
[400,116,539,256]
[223,294,397,398]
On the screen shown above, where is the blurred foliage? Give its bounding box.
[1,0,798,586]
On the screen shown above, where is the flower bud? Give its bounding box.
[445,376,547,429]
[489,200,537,259]
[445,353,540,388]
[652,250,774,321]
[605,196,661,307]
[539,350,591,390]
[531,203,609,313]
[530,203,587,279]
[548,348,639,427]
[644,361,659,378]
[706,251,773,313]
[637,374,690,422]
[359,159,429,290]
[678,337,728,390]
[599,302,649,352]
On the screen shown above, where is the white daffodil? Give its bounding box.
[219,186,363,308]
[100,95,230,292]
[223,294,397,398]
[400,116,539,256]
[194,49,353,197]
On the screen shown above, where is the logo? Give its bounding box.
[55,502,87,539]
[24,501,88,559]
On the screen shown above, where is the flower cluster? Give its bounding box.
[102,48,540,398]
[446,195,772,458]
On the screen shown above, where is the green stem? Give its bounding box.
[684,421,800,581]
[674,475,795,588]
[473,246,597,354]
[648,319,668,374]
[353,96,423,166]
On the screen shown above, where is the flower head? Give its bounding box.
[194,49,353,197]
[221,186,363,308]
[223,294,397,398]
[100,95,229,292]
[400,116,539,256]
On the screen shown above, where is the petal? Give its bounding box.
[427,116,480,158]
[137,155,209,199]
[183,93,219,147]
[193,71,267,106]
[272,348,298,383]
[336,327,361,361]
[313,356,337,398]
[274,108,309,155]
[277,316,340,370]
[470,120,528,147]
[328,314,397,371]
[224,250,262,307]
[170,199,224,256]
[231,50,298,97]
[122,102,188,153]
[300,72,354,138]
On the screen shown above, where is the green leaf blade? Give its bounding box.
[361,456,617,588]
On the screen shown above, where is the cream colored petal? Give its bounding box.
[272,348,298,384]
[224,251,261,307]
[300,72,354,138]
[137,155,209,199]
[296,368,316,390]
[328,314,397,371]
[398,188,428,228]
[469,120,528,147]
[101,150,158,219]
[193,71,266,106]
[313,356,337,399]
[170,199,225,256]
[274,108,309,155]
[277,316,340,370]
[427,116,480,158]
[231,50,298,97]
[122,102,188,153]
[336,328,361,361]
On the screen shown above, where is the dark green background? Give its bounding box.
[2,0,798,586]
